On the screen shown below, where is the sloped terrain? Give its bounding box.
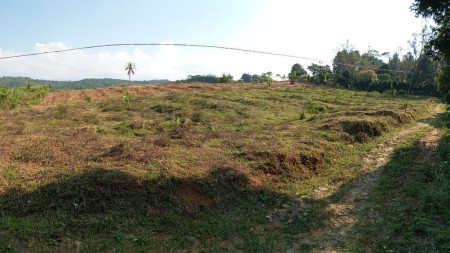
[0,83,440,251]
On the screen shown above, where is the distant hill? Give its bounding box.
[0,76,171,91]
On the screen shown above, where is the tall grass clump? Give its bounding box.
[0,85,50,110]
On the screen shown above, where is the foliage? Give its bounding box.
[308,64,333,85]
[219,73,234,83]
[355,69,377,83]
[323,34,442,95]
[377,73,392,84]
[291,63,307,80]
[360,49,383,68]
[411,0,450,62]
[0,85,50,110]
[240,73,253,83]
[333,48,361,86]
[288,71,297,84]
[276,74,287,81]
[259,72,274,86]
[411,1,450,100]
[0,77,170,91]
[178,74,219,83]
[438,66,450,101]
[122,91,131,106]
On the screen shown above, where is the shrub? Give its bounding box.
[122,91,131,106]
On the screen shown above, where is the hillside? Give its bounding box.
[0,76,171,91]
[0,82,447,252]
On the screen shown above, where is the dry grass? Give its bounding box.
[0,82,438,251]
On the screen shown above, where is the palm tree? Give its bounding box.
[125,62,136,85]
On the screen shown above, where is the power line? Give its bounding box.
[0,43,412,74]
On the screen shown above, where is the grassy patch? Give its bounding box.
[345,106,450,252]
[0,85,50,110]
[0,84,439,251]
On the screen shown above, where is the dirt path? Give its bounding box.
[274,107,443,252]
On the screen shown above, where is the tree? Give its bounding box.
[403,27,442,94]
[308,64,332,85]
[378,73,392,84]
[333,48,361,87]
[219,73,233,83]
[240,73,252,83]
[355,69,377,83]
[378,73,393,92]
[254,72,274,86]
[264,72,274,86]
[252,74,261,83]
[360,49,383,68]
[125,62,136,85]
[288,71,297,85]
[412,54,441,88]
[185,74,219,83]
[438,67,450,101]
[291,64,307,80]
[411,0,450,61]
[276,74,287,81]
[412,0,450,98]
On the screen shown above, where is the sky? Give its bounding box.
[0,0,428,81]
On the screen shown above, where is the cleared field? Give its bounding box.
[0,83,439,251]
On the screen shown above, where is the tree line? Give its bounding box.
[0,77,170,91]
[269,27,443,96]
[175,30,443,97]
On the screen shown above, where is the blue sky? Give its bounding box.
[0,0,427,81]
[1,0,263,51]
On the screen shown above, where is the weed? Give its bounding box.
[0,85,50,109]
[299,112,307,120]
[321,131,336,141]
[122,91,131,106]
[96,126,107,134]
[304,101,327,114]
[82,113,99,124]
[191,112,203,123]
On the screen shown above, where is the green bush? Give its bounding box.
[0,85,50,110]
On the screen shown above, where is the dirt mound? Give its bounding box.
[366,110,413,124]
[261,153,324,178]
[176,184,214,213]
[341,119,387,142]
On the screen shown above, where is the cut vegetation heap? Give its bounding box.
[0,82,443,251]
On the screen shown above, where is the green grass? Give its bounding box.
[0,84,440,251]
[344,106,450,252]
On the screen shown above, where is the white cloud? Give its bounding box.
[0,42,193,81]
[0,42,300,81]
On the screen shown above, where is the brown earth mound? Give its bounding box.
[261,153,324,178]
